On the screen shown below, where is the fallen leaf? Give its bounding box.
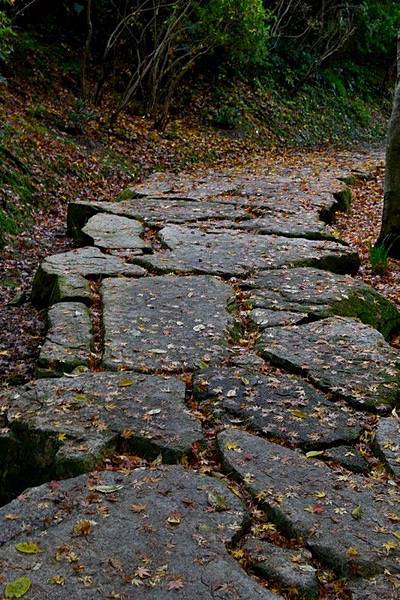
[93,484,123,494]
[305,450,324,458]
[167,511,182,525]
[4,576,32,598]
[130,504,146,513]
[351,505,363,520]
[15,541,40,554]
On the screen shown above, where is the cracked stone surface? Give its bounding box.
[246,267,400,339]
[102,275,233,372]
[0,466,281,599]
[6,157,399,596]
[38,302,92,377]
[244,539,319,598]
[348,575,400,599]
[321,445,369,474]
[258,317,400,410]
[67,197,249,235]
[128,170,352,217]
[373,417,400,478]
[136,225,359,277]
[214,212,336,241]
[193,367,363,449]
[31,246,146,306]
[82,213,149,250]
[3,372,203,478]
[218,428,400,578]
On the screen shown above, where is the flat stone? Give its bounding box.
[249,308,305,329]
[67,198,249,236]
[218,428,400,577]
[193,367,363,448]
[3,372,203,479]
[258,317,400,411]
[348,575,400,599]
[82,213,149,250]
[244,539,319,598]
[374,417,400,478]
[0,466,280,599]
[136,226,359,277]
[38,302,92,377]
[229,212,335,241]
[102,275,233,372]
[128,171,350,220]
[321,446,369,474]
[48,273,91,305]
[247,268,400,339]
[31,247,145,307]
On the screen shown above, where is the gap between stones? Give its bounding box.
[183,371,357,598]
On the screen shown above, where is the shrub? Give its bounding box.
[369,243,389,274]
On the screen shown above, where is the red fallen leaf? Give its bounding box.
[167,577,185,590]
[49,480,61,490]
[244,452,255,461]
[312,503,325,514]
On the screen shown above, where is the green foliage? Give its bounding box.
[324,71,347,98]
[369,243,389,274]
[0,4,16,62]
[67,98,96,127]
[192,0,268,68]
[355,0,400,64]
[212,105,242,129]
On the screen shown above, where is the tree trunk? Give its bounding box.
[376,32,400,257]
[80,0,93,100]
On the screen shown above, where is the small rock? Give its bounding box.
[38,302,92,377]
[373,417,400,478]
[244,539,319,598]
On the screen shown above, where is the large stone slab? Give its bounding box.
[136,226,359,277]
[373,417,400,478]
[3,372,203,480]
[127,170,351,219]
[102,275,234,372]
[258,317,400,411]
[82,213,149,250]
[246,268,400,339]
[0,466,279,599]
[218,428,400,578]
[193,367,363,449]
[38,302,92,377]
[31,246,145,306]
[214,212,336,241]
[67,198,249,236]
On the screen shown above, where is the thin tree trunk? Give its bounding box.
[376,31,400,257]
[81,0,93,100]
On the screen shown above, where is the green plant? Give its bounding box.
[67,98,96,127]
[0,3,16,63]
[369,243,389,274]
[213,105,242,129]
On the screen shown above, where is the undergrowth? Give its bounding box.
[0,32,390,250]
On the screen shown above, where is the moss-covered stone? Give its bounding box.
[247,268,400,339]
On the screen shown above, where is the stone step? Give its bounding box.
[136,225,359,277]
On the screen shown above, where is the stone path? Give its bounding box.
[1,157,400,598]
